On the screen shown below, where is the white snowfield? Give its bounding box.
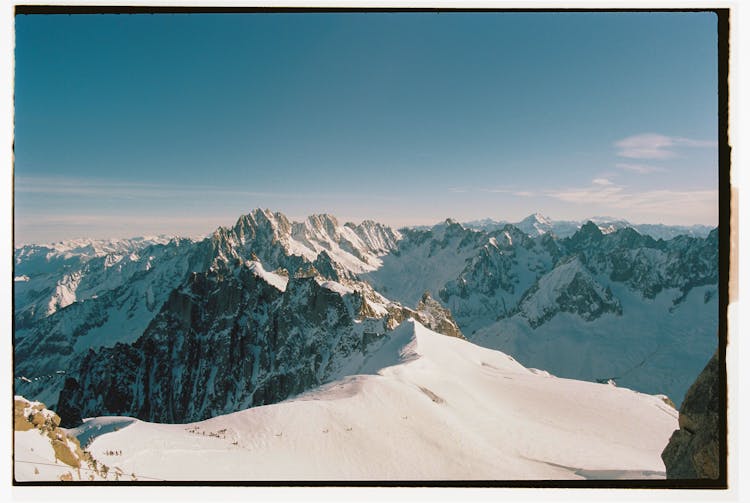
[20,320,679,482]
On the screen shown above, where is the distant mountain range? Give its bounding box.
[14,209,718,428]
[463,212,715,240]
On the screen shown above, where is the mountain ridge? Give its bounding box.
[14,208,718,425]
[463,213,715,240]
[16,320,680,481]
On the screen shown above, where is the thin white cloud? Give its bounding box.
[14,177,282,199]
[481,187,537,197]
[614,133,716,160]
[14,176,394,202]
[447,186,537,198]
[615,162,667,174]
[484,188,515,194]
[16,213,229,227]
[592,178,614,186]
[546,179,717,223]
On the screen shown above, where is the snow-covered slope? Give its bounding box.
[20,321,678,481]
[361,220,484,306]
[473,282,717,405]
[14,235,181,324]
[364,220,717,406]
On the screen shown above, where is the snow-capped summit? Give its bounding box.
[515,256,622,328]
[516,212,554,236]
[463,214,714,240]
[216,208,402,275]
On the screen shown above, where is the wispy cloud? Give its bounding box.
[546,178,717,222]
[591,178,614,186]
[449,185,538,197]
[14,176,394,202]
[615,162,667,174]
[16,213,230,227]
[490,189,540,197]
[614,133,716,160]
[14,177,283,199]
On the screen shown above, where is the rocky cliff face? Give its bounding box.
[55,262,381,424]
[414,291,465,339]
[52,213,446,426]
[661,351,722,479]
[16,210,405,413]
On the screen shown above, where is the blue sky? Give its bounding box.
[14,11,719,243]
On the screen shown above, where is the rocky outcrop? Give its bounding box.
[415,292,464,339]
[56,257,400,425]
[661,351,722,479]
[14,396,87,469]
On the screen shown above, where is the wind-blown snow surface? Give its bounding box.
[51,321,677,481]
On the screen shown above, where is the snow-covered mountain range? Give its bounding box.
[15,321,678,481]
[14,209,718,431]
[464,212,715,240]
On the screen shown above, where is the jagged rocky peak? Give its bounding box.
[437,217,463,231]
[233,208,292,240]
[520,212,552,226]
[564,220,604,250]
[427,218,471,244]
[604,226,664,253]
[609,226,647,245]
[578,220,604,238]
[514,212,554,237]
[495,224,533,248]
[516,256,622,328]
[312,251,343,281]
[415,291,465,339]
[346,219,402,252]
[306,213,340,232]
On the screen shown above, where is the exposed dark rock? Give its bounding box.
[415,291,465,339]
[661,351,721,479]
[55,258,396,424]
[56,377,84,428]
